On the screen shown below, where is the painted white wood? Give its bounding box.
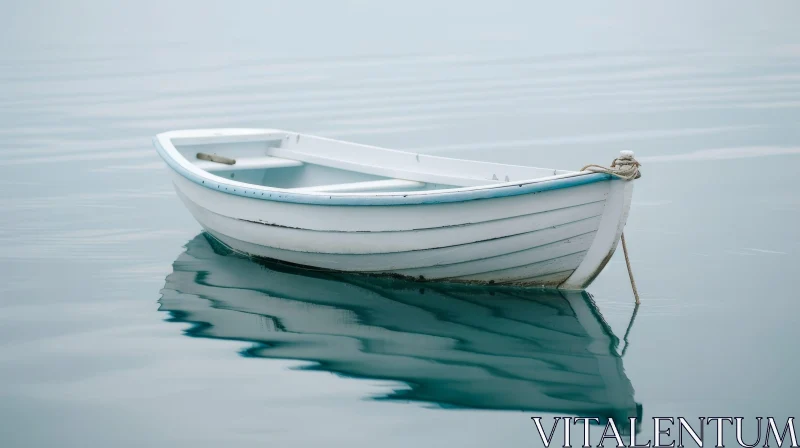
[156,128,636,289]
[178,189,605,255]
[560,180,634,289]
[205,225,587,287]
[391,233,594,280]
[195,156,303,172]
[292,179,424,193]
[198,215,602,272]
[455,252,587,284]
[172,174,610,232]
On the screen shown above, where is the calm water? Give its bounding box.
[1,2,799,447]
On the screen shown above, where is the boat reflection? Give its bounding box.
[159,234,641,425]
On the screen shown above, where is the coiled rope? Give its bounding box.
[581,151,642,304]
[581,150,641,180]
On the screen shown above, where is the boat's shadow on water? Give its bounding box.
[159,233,642,426]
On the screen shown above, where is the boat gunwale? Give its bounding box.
[154,129,613,206]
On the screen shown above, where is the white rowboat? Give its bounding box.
[154,128,637,289]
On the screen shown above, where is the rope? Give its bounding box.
[581,151,642,303]
[580,150,641,180]
[621,232,640,304]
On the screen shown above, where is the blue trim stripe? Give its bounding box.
[155,138,612,206]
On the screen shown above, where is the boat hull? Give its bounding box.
[170,172,632,289]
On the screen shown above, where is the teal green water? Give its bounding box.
[1,1,799,447]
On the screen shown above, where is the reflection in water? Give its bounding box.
[159,234,641,425]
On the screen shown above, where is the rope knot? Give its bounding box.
[581,150,641,180]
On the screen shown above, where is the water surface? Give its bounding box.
[1,1,799,447]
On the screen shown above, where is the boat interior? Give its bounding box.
[166,130,575,194]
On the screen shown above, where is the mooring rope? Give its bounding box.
[581,150,641,181]
[581,150,642,304]
[621,233,640,304]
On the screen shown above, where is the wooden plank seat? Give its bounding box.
[195,155,303,172]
